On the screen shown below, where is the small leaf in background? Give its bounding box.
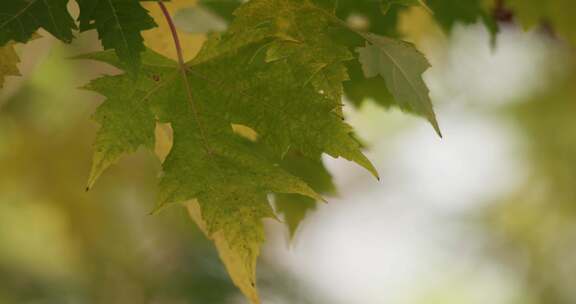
[80,48,322,304]
[358,34,441,136]
[0,0,76,45]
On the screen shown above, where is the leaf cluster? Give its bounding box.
[3,1,576,303]
[79,1,438,301]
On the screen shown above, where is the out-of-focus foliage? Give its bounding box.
[484,67,576,304]
[507,0,576,45]
[427,0,497,39]
[0,42,327,304]
[0,44,236,304]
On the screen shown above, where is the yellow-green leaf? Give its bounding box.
[0,43,20,89]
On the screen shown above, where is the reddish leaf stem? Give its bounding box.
[156,1,186,66]
[156,0,212,155]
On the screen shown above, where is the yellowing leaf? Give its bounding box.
[0,43,20,89]
[232,124,259,142]
[77,0,447,302]
[155,123,174,162]
[186,200,261,304]
[80,48,323,303]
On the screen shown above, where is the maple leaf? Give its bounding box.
[81,21,378,299]
[358,34,441,136]
[76,0,157,73]
[0,43,20,88]
[80,47,326,303]
[79,0,444,302]
[0,0,76,46]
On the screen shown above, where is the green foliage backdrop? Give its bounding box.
[1,0,576,303]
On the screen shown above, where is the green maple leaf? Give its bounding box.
[0,43,20,88]
[81,48,322,303]
[78,0,445,302]
[507,0,576,45]
[0,0,76,46]
[81,19,376,297]
[76,0,157,73]
[358,34,441,136]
